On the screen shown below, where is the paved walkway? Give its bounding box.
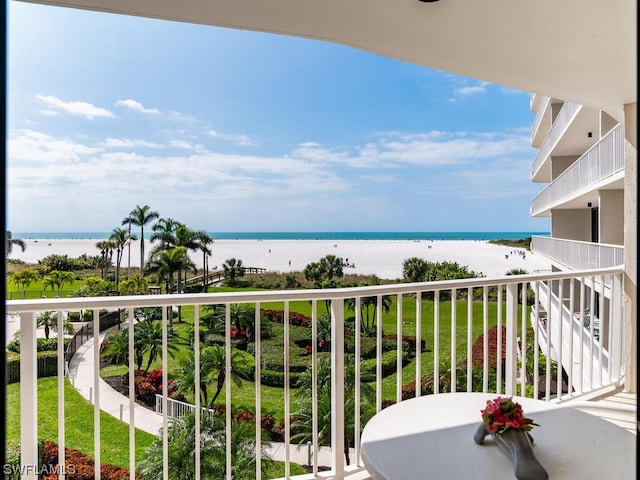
[67,326,340,468]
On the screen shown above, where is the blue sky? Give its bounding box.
[6,1,549,233]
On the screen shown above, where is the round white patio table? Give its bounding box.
[360,392,635,480]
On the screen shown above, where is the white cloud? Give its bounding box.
[102,138,164,149]
[205,129,254,147]
[36,94,114,119]
[449,81,490,101]
[350,130,530,168]
[169,140,196,149]
[115,99,160,114]
[290,143,350,164]
[7,129,101,164]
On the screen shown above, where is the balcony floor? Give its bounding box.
[564,386,637,435]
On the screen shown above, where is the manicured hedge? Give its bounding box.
[6,351,60,384]
[382,335,426,352]
[260,369,302,388]
[7,337,71,354]
[360,350,409,378]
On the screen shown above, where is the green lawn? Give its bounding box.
[5,378,307,478]
[100,292,527,418]
[6,377,156,467]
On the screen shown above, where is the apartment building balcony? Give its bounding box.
[531,277,622,393]
[530,95,552,149]
[531,125,625,217]
[6,268,632,480]
[530,102,600,183]
[531,236,624,274]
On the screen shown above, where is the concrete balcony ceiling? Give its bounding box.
[17,0,636,122]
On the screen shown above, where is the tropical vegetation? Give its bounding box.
[6,210,551,479]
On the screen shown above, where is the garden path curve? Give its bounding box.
[67,325,338,468]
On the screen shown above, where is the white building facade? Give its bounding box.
[529,96,635,393]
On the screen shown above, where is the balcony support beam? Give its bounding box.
[20,311,38,480]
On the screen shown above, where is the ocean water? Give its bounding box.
[14,231,548,241]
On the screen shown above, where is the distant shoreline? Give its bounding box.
[8,238,551,280]
[11,231,549,241]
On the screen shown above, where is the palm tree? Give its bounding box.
[118,274,148,295]
[36,311,74,339]
[109,227,137,285]
[101,328,130,364]
[137,410,271,480]
[134,320,181,373]
[171,343,253,408]
[200,243,213,291]
[8,269,39,297]
[402,257,428,283]
[202,345,253,408]
[303,262,323,286]
[344,278,392,336]
[95,240,116,280]
[42,270,75,296]
[291,355,375,465]
[194,230,214,292]
[146,247,195,325]
[123,205,159,275]
[222,258,244,287]
[172,352,211,407]
[149,217,178,255]
[173,223,206,292]
[6,231,26,257]
[42,275,60,295]
[147,247,192,294]
[318,254,344,280]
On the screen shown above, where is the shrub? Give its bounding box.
[260,369,301,388]
[7,337,71,353]
[40,440,133,480]
[382,335,426,353]
[360,350,409,378]
[343,335,378,359]
[122,369,177,406]
[470,325,507,370]
[260,309,311,327]
[381,399,396,410]
[233,409,255,422]
[261,414,275,431]
[6,351,60,384]
[400,376,435,400]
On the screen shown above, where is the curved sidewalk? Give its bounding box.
[67,327,339,467]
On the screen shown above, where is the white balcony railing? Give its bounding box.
[530,95,551,146]
[531,236,624,274]
[530,102,582,180]
[7,267,626,480]
[531,124,625,215]
[532,276,623,395]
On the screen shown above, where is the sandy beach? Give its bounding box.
[8,238,550,280]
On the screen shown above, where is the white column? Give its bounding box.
[20,311,38,480]
[331,299,345,479]
[622,103,637,393]
[505,284,519,395]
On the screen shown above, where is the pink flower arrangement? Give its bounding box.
[480,396,538,434]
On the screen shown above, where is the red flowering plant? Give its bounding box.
[480,396,538,435]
